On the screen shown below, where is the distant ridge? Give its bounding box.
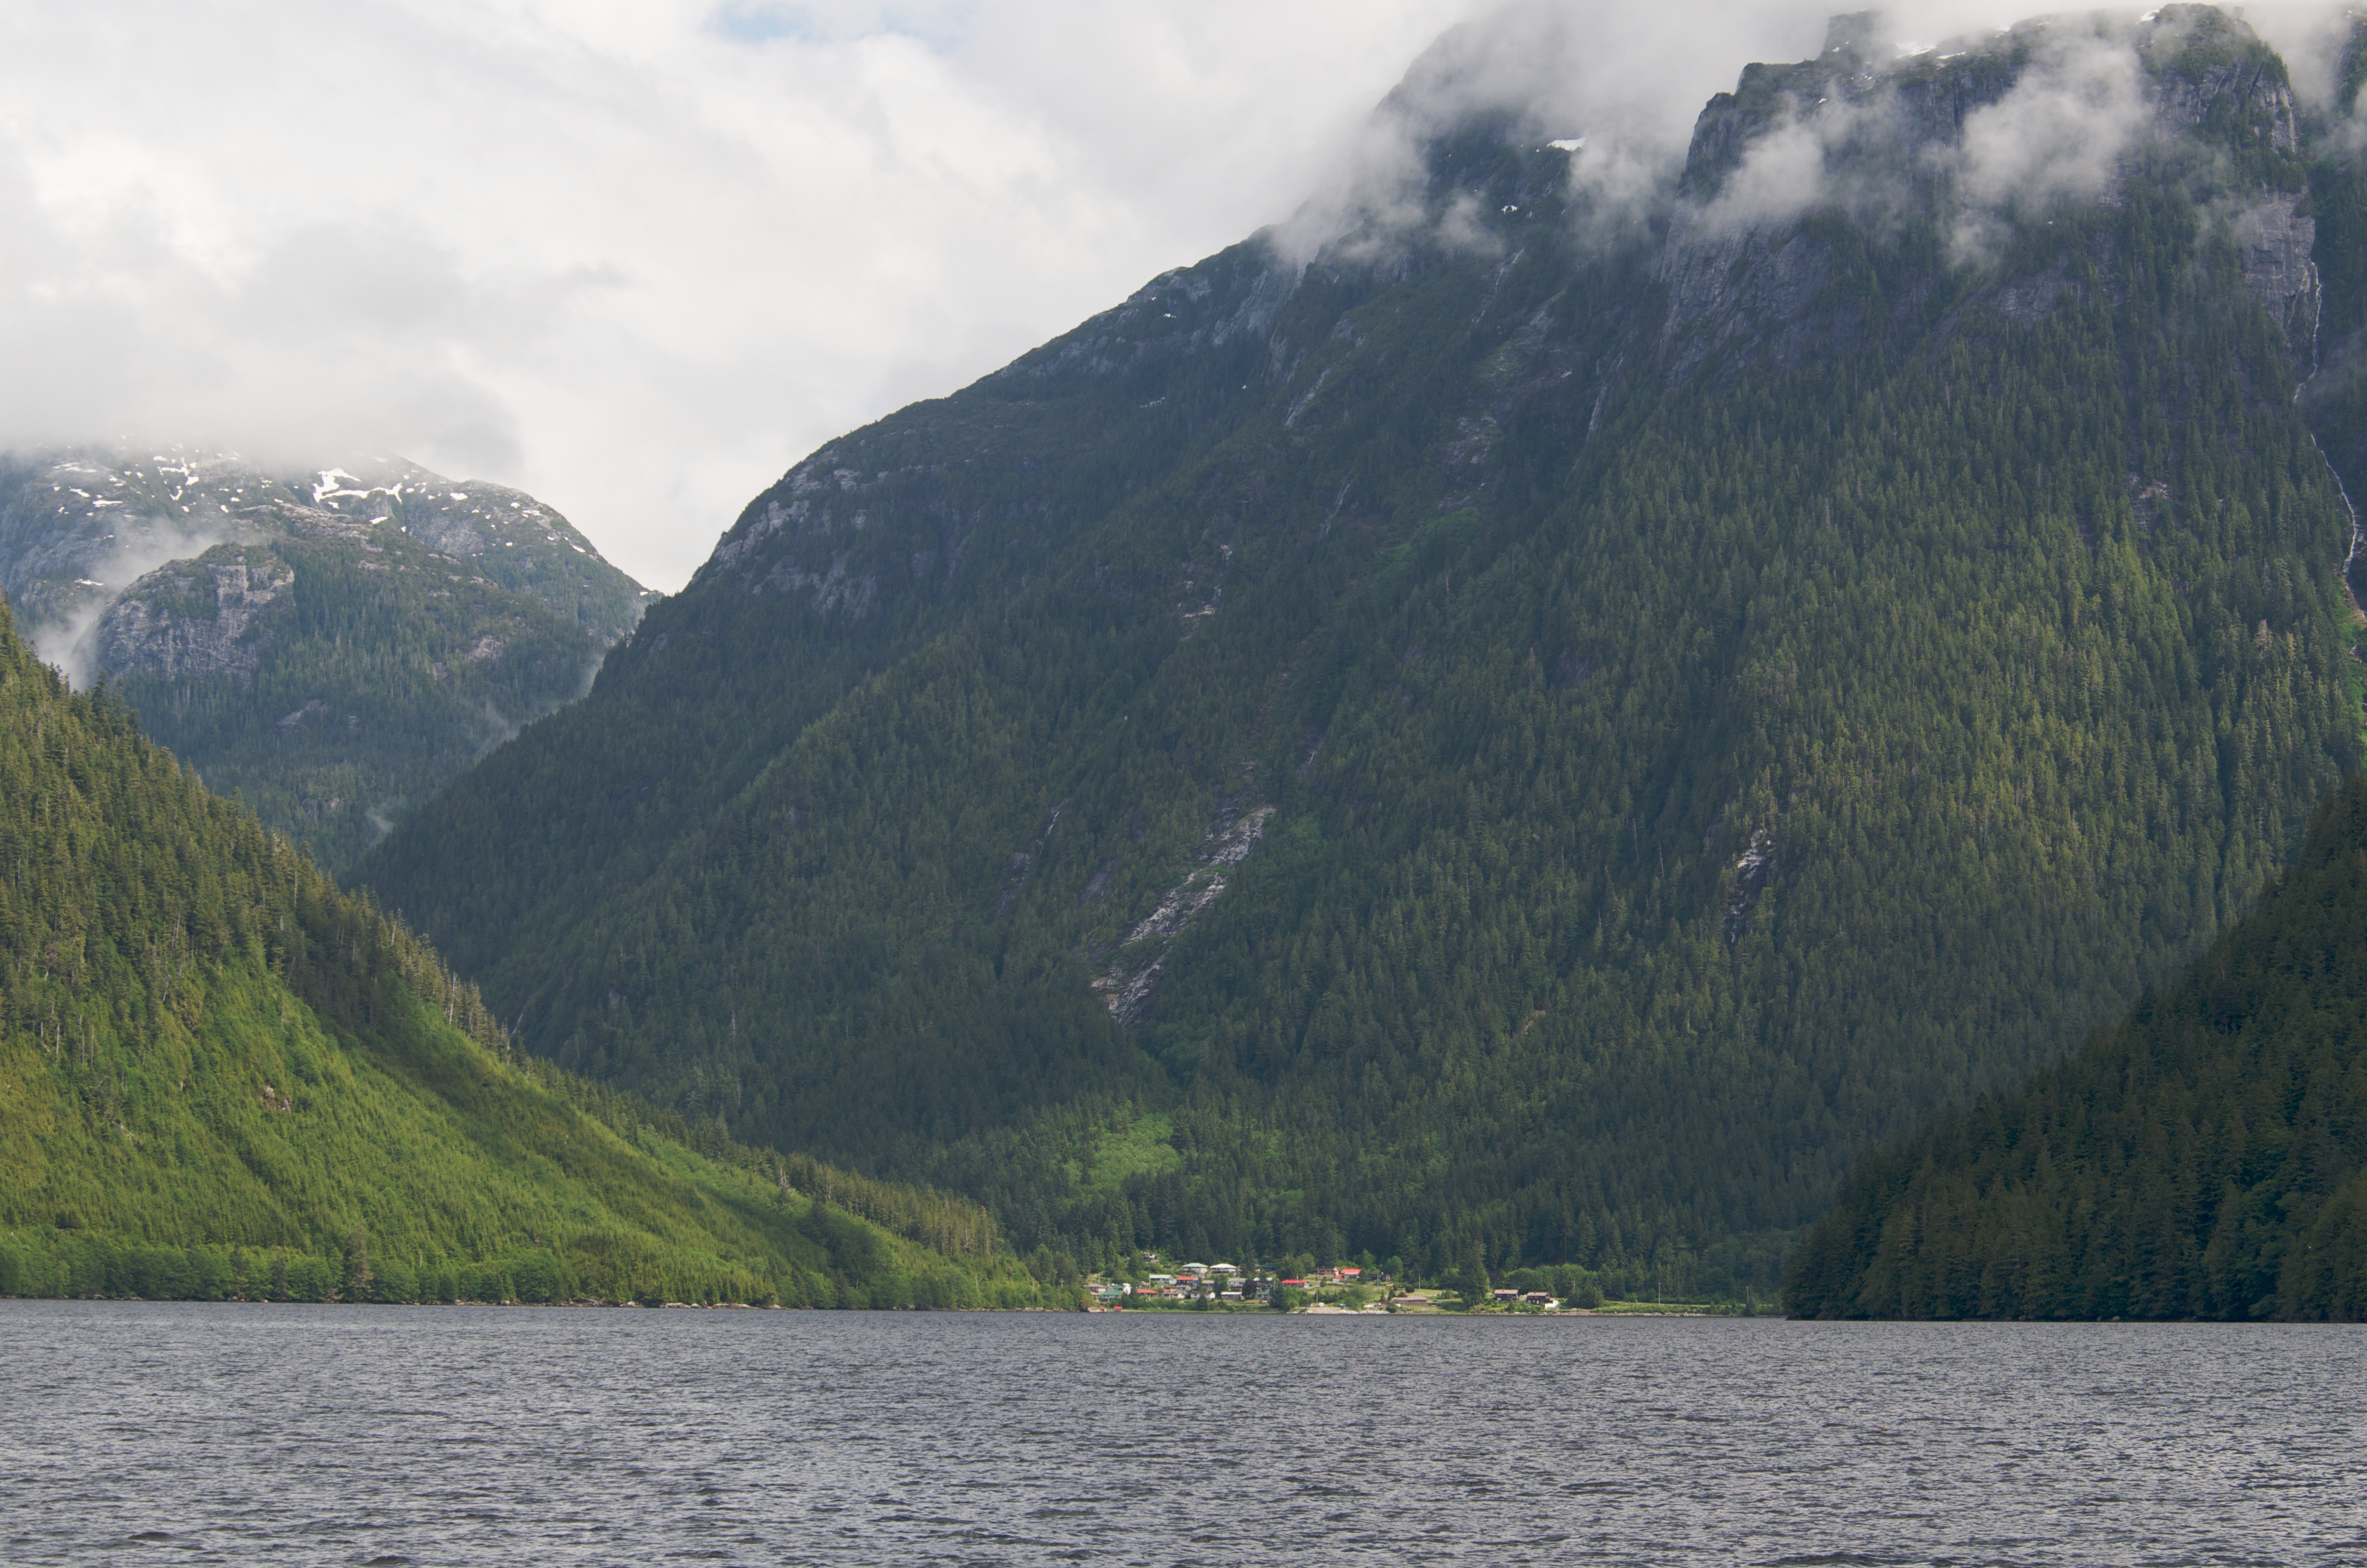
[0,447,656,873]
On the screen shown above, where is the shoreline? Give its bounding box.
[0,1293,1775,1316]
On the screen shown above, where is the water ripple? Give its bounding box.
[1,1305,2362,1565]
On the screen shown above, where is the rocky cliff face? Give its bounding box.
[0,452,252,644]
[0,448,651,680]
[1659,6,2313,383]
[2238,192,2320,357]
[96,545,293,686]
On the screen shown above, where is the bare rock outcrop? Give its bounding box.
[97,546,293,686]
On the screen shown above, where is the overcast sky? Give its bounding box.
[1,2,2346,590]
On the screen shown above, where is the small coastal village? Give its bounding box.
[1084,1256,1743,1315]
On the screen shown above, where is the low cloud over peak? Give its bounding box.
[0,0,1465,590]
[3,1,2355,590]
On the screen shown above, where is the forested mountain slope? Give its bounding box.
[0,598,1047,1307]
[0,450,653,872]
[1786,775,2367,1321]
[361,7,2366,1290]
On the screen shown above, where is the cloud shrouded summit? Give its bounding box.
[0,0,1474,589]
[2,1,2357,589]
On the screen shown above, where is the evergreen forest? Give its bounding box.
[108,531,617,875]
[351,9,2367,1296]
[0,595,1056,1308]
[1785,776,2367,1320]
[0,450,652,874]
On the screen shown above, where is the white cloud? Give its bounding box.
[1695,111,1840,234]
[1957,25,2148,210]
[0,0,1467,590]
[1669,4,2364,260]
[2242,2,2361,108]
[1276,1,1841,259]
[3,2,2351,591]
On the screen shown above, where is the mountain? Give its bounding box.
[0,595,1050,1307]
[0,449,654,873]
[357,6,2365,1292]
[1785,775,2367,1321]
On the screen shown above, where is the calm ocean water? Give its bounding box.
[1,1302,2360,1565]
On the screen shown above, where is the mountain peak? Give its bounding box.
[356,0,2367,1295]
[1820,10,1890,63]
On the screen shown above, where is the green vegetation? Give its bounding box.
[357,13,2360,1294]
[0,595,1056,1307]
[1787,776,2367,1321]
[1066,1112,1182,1200]
[112,533,614,874]
[0,450,651,875]
[357,14,2362,1294]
